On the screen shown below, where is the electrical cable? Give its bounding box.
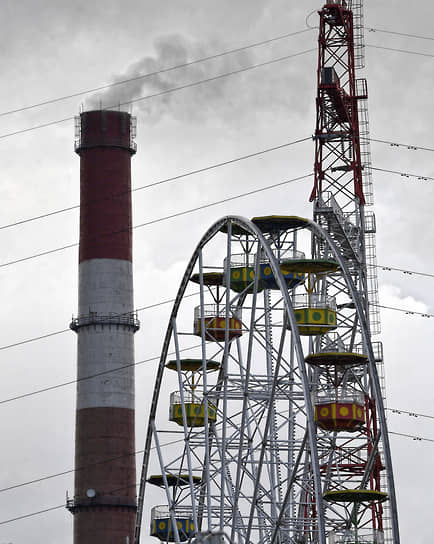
[0,291,201,352]
[376,264,434,279]
[368,138,434,153]
[0,172,313,268]
[0,137,431,233]
[0,426,431,526]
[0,29,313,118]
[0,435,186,526]
[3,137,432,234]
[366,27,434,42]
[1,24,432,120]
[0,137,311,231]
[371,166,434,182]
[0,449,144,493]
[1,262,433,353]
[389,431,434,443]
[1,40,432,141]
[3,162,433,268]
[386,407,434,420]
[375,303,433,319]
[0,296,433,406]
[366,44,434,58]
[304,20,434,43]
[0,48,316,140]
[0,340,202,406]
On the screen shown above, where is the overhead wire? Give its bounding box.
[386,407,434,420]
[0,137,311,231]
[371,166,434,182]
[0,340,203,407]
[366,44,434,58]
[0,449,144,493]
[0,436,185,526]
[2,161,433,269]
[1,136,431,233]
[375,303,433,319]
[1,24,432,120]
[0,30,433,140]
[368,137,434,153]
[0,48,316,140]
[376,264,434,280]
[366,26,434,42]
[0,294,433,406]
[0,29,314,118]
[0,172,313,268]
[389,431,434,443]
[0,425,431,526]
[0,294,199,352]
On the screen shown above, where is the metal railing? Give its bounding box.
[328,529,384,543]
[70,311,140,331]
[151,505,194,521]
[292,293,337,311]
[194,305,241,320]
[170,390,215,407]
[224,249,305,269]
[316,388,364,405]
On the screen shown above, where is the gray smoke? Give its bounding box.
[86,34,255,123]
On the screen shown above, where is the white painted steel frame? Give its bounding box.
[135,216,326,544]
[134,214,398,543]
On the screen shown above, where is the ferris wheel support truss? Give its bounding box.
[134,215,398,544]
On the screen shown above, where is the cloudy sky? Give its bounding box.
[0,0,433,542]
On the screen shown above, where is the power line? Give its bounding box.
[366,44,434,58]
[0,436,184,526]
[0,172,313,268]
[371,166,434,182]
[0,426,431,526]
[3,25,429,121]
[0,137,431,233]
[376,264,434,279]
[1,262,433,353]
[3,161,433,269]
[0,292,199,353]
[389,431,434,443]
[0,29,313,118]
[0,137,311,231]
[3,408,434,496]
[386,407,434,421]
[0,328,70,351]
[376,303,433,319]
[2,161,433,268]
[366,26,434,42]
[0,504,65,526]
[1,435,184,495]
[0,339,202,405]
[0,297,433,406]
[1,41,432,141]
[368,137,434,153]
[3,138,431,233]
[0,48,315,140]
[0,449,143,493]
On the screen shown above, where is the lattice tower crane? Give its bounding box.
[308,1,400,542]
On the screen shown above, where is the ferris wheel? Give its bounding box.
[134,214,397,544]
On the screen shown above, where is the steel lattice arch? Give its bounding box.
[134,214,399,544]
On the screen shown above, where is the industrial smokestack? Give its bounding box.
[68,109,139,544]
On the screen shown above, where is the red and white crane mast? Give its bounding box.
[309,1,399,542]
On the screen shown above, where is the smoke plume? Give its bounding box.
[86,34,254,123]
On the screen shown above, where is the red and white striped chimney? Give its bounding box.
[68,110,139,544]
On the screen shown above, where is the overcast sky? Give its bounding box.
[0,1,433,543]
